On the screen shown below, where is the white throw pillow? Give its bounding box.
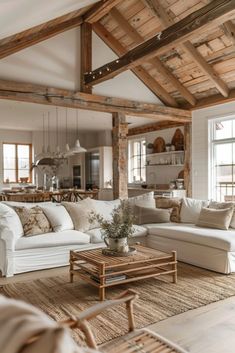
[90,199,121,221]
[0,203,23,239]
[180,197,209,224]
[41,205,74,232]
[128,192,156,209]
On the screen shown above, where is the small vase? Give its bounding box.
[104,237,129,253]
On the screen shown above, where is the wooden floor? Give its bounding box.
[1,267,235,353]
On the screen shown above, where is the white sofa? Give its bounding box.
[1,193,235,277]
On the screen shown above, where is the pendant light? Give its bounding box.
[70,110,86,154]
[54,107,63,158]
[46,111,53,158]
[35,113,46,161]
[63,108,74,157]
[36,111,55,166]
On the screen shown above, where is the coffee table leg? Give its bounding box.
[99,263,105,301]
[70,254,74,283]
[172,251,177,283]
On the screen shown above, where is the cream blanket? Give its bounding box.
[0,295,98,353]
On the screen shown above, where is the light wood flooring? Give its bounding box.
[1,267,235,353]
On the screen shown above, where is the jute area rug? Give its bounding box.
[2,263,235,346]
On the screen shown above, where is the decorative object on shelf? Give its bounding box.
[178,170,184,179]
[171,129,184,151]
[165,143,171,152]
[147,142,154,154]
[170,144,175,151]
[176,178,184,189]
[89,200,135,254]
[169,180,176,190]
[153,137,165,153]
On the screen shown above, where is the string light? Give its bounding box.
[115,59,119,63]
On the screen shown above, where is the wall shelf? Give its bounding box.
[146,164,184,167]
[146,151,184,157]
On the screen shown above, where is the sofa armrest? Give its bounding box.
[0,225,15,251]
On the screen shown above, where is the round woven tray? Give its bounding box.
[102,247,137,257]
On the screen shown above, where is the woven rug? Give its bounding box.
[2,263,235,345]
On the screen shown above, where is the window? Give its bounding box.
[210,117,235,201]
[3,143,32,183]
[128,138,146,183]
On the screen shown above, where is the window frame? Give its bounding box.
[128,137,146,184]
[3,142,32,184]
[209,115,235,201]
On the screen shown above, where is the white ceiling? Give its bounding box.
[0,0,162,133]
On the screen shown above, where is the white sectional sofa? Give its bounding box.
[1,193,235,277]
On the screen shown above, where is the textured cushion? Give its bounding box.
[0,203,23,239]
[41,204,74,232]
[146,223,235,251]
[134,205,171,225]
[62,198,98,232]
[15,230,90,250]
[128,192,156,209]
[13,206,52,236]
[90,199,121,221]
[196,207,233,230]
[86,225,148,244]
[3,201,56,208]
[180,197,209,224]
[209,201,235,228]
[155,197,181,222]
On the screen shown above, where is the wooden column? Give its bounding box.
[81,22,92,93]
[112,112,128,199]
[184,123,192,197]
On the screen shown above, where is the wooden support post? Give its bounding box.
[112,112,128,200]
[81,22,92,93]
[184,123,192,197]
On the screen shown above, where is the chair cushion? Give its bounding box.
[41,204,74,232]
[87,225,148,244]
[0,202,23,239]
[146,223,235,251]
[180,197,209,223]
[15,230,90,250]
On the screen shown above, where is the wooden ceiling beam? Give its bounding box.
[92,22,178,107]
[109,7,196,106]
[188,88,235,110]
[84,0,235,86]
[223,20,235,45]
[0,8,90,60]
[80,22,92,93]
[0,79,191,122]
[144,0,229,97]
[84,0,124,23]
[128,121,185,136]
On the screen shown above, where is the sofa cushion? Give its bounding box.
[13,206,52,236]
[180,197,209,223]
[196,207,233,230]
[134,205,171,225]
[41,204,74,232]
[15,230,90,250]
[86,225,148,244]
[155,197,181,222]
[128,192,156,209]
[0,203,23,239]
[90,199,121,221]
[209,201,235,228]
[146,223,235,251]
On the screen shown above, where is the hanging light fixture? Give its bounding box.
[70,110,86,154]
[63,108,74,157]
[46,111,53,158]
[54,107,63,158]
[35,113,46,161]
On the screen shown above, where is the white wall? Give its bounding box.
[192,101,235,200]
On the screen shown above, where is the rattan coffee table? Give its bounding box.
[69,245,177,301]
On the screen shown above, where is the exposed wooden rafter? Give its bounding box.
[0,79,191,122]
[84,0,124,23]
[0,8,90,60]
[223,20,235,45]
[80,22,92,93]
[128,121,184,136]
[143,0,229,97]
[84,0,235,86]
[92,22,178,107]
[109,7,196,106]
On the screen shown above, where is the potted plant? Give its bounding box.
[89,200,135,253]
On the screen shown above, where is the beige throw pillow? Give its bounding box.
[134,205,172,225]
[196,207,234,230]
[62,198,99,232]
[209,201,235,228]
[155,197,182,222]
[13,206,52,236]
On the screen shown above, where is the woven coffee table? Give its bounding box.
[70,245,177,301]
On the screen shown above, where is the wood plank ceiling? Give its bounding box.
[88,0,235,108]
